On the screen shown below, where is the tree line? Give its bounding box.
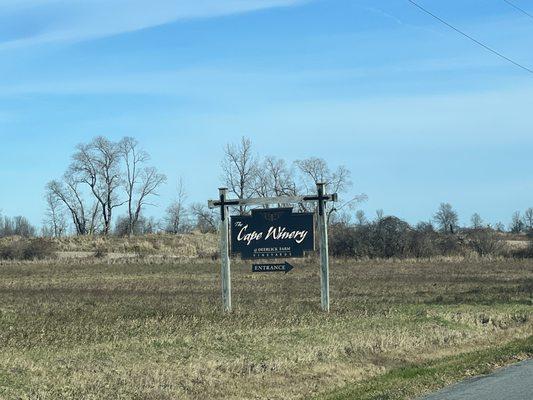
[1,136,532,259]
[0,136,359,237]
[330,204,511,259]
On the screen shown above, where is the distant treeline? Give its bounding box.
[1,136,533,260]
[0,215,36,238]
[328,203,533,259]
[2,136,360,238]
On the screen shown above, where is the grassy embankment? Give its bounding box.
[318,335,532,400]
[0,257,531,399]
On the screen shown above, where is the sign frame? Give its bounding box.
[208,182,336,313]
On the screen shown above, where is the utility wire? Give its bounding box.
[503,0,533,20]
[407,0,533,74]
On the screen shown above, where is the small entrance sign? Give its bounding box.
[252,262,294,273]
[231,208,314,259]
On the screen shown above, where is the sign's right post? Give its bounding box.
[317,182,330,312]
[219,187,232,313]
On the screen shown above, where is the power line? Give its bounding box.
[407,0,533,74]
[503,0,533,20]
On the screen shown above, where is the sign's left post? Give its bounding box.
[219,188,232,312]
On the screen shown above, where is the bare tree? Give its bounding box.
[1,216,12,237]
[120,137,148,234]
[46,177,90,236]
[329,210,352,226]
[87,202,102,235]
[295,158,352,194]
[494,222,506,232]
[470,213,484,229]
[433,203,459,234]
[1,216,36,237]
[252,156,298,207]
[119,137,166,236]
[523,208,533,233]
[17,216,36,237]
[355,210,367,226]
[43,190,67,237]
[0,215,13,237]
[190,202,218,233]
[266,157,297,197]
[332,193,368,223]
[510,211,524,234]
[221,137,258,214]
[165,178,188,234]
[294,157,329,192]
[250,165,272,200]
[143,216,160,234]
[294,157,356,219]
[70,137,124,234]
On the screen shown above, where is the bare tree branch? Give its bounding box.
[221,137,258,214]
[120,137,167,235]
[165,178,188,234]
[70,137,123,234]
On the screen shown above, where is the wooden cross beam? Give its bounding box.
[211,188,240,221]
[302,187,338,216]
[208,189,338,216]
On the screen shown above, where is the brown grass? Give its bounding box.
[9,232,220,259]
[0,258,531,399]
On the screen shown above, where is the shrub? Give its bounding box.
[330,217,412,258]
[0,238,56,260]
[370,216,411,258]
[93,247,108,258]
[0,215,36,238]
[329,224,373,258]
[329,224,357,257]
[409,228,438,258]
[436,234,462,256]
[467,228,503,257]
[329,217,474,259]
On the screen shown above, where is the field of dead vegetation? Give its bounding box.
[0,258,531,399]
[0,232,219,260]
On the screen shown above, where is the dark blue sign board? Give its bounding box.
[231,208,315,259]
[252,262,294,273]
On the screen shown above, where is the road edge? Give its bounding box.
[313,335,533,400]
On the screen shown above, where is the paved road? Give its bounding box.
[420,359,533,400]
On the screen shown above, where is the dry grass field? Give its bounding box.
[0,233,220,259]
[0,257,532,399]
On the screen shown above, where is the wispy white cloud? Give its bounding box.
[0,0,308,50]
[362,5,443,36]
[0,68,360,96]
[0,53,510,99]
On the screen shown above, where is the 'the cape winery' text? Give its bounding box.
[236,225,309,246]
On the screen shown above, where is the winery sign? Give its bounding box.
[231,208,314,259]
[209,183,337,313]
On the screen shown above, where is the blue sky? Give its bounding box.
[1,0,532,228]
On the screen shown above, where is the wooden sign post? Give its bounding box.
[316,182,330,312]
[218,188,232,312]
[209,183,336,313]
